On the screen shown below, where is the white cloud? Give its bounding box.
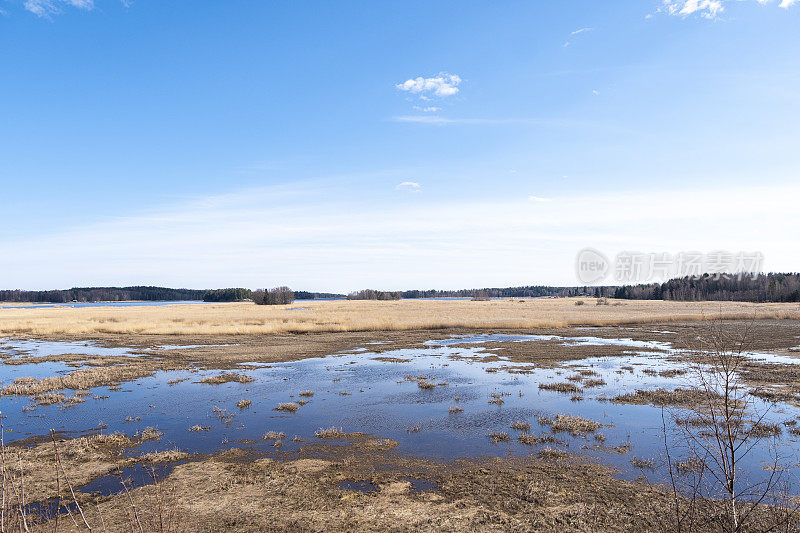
[563,27,592,47]
[2,183,797,290]
[412,106,442,113]
[396,73,462,98]
[659,0,797,18]
[528,196,552,202]
[396,181,421,192]
[24,0,94,16]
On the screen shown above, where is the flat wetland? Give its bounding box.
[2,298,800,531]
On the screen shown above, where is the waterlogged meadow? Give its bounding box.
[2,328,800,506]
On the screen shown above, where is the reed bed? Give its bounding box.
[0,298,798,336]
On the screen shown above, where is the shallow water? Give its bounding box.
[0,338,139,358]
[0,300,211,309]
[1,334,799,499]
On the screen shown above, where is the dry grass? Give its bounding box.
[137,427,164,441]
[538,414,602,435]
[1,298,798,336]
[263,431,286,440]
[539,382,582,394]
[315,427,348,439]
[199,372,254,385]
[510,420,531,432]
[299,390,315,397]
[138,448,189,463]
[518,434,558,446]
[416,379,436,390]
[488,432,510,444]
[1,365,154,400]
[236,399,252,409]
[610,388,727,409]
[583,378,606,388]
[631,457,655,470]
[275,402,300,412]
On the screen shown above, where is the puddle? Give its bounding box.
[79,462,179,496]
[737,350,800,365]
[427,333,800,365]
[0,338,138,358]
[0,338,238,359]
[150,344,236,351]
[405,477,437,493]
[424,333,675,352]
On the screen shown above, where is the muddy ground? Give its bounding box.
[3,318,800,531]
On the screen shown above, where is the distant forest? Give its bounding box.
[2,273,799,303]
[0,286,349,303]
[350,273,800,303]
[0,286,207,303]
[605,273,800,303]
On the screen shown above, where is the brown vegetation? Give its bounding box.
[1,298,798,336]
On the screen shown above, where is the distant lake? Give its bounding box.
[0,300,212,309]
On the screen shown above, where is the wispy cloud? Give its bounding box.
[658,0,797,19]
[396,181,421,192]
[22,0,132,16]
[396,73,462,98]
[2,183,797,290]
[413,106,442,113]
[24,0,94,16]
[563,27,592,47]
[528,196,552,202]
[389,115,626,133]
[392,115,536,125]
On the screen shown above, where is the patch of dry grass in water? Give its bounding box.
[610,388,732,409]
[538,414,602,435]
[488,432,510,444]
[314,427,366,439]
[2,298,798,335]
[518,433,558,446]
[1,364,155,401]
[199,372,254,385]
[510,420,531,432]
[539,382,582,394]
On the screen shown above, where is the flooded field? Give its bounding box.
[2,322,800,507]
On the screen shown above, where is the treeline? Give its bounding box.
[0,286,207,303]
[5,274,799,304]
[347,289,403,300]
[254,287,295,305]
[400,286,566,299]
[202,288,253,302]
[294,291,346,300]
[608,273,800,303]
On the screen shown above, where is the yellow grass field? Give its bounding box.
[1,298,799,336]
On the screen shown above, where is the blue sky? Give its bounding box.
[1,0,799,291]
